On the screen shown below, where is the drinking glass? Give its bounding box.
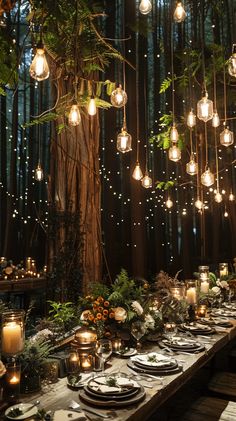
[164,322,177,342]
[131,320,146,350]
[95,339,112,372]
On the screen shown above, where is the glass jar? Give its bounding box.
[185,280,197,305]
[198,265,209,281]
[219,263,228,278]
[1,310,25,357]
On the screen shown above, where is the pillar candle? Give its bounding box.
[200,280,209,294]
[186,287,197,304]
[2,322,23,355]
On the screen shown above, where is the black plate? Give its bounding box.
[84,384,140,400]
[127,361,182,376]
[87,376,139,397]
[133,359,178,371]
[79,386,146,408]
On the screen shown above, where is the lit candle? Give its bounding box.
[197,305,207,318]
[5,363,21,399]
[200,280,209,294]
[186,287,197,304]
[37,273,40,278]
[9,374,20,385]
[80,354,93,371]
[112,338,122,352]
[219,263,228,277]
[2,322,24,355]
[200,273,208,281]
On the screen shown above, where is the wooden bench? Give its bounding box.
[182,396,236,420]
[208,371,236,399]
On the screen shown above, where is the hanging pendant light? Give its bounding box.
[68,103,81,126]
[197,92,213,122]
[30,43,50,81]
[228,44,236,77]
[139,0,152,15]
[35,162,44,181]
[195,198,203,210]
[110,84,127,108]
[186,158,198,175]
[224,209,229,218]
[212,111,220,128]
[220,127,234,147]
[117,128,132,153]
[215,191,223,203]
[88,96,97,116]
[229,192,235,201]
[169,144,181,162]
[187,110,196,128]
[132,162,143,181]
[166,197,173,208]
[173,2,186,23]
[170,125,179,142]
[201,168,215,187]
[141,172,152,188]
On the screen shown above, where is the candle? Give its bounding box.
[186,287,197,304]
[37,273,40,278]
[199,273,208,281]
[80,354,93,371]
[112,338,122,352]
[219,263,228,278]
[2,322,24,355]
[200,280,209,294]
[9,375,20,385]
[26,257,32,271]
[5,363,21,400]
[197,305,207,317]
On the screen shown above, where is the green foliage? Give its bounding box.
[22,112,58,128]
[48,301,77,331]
[156,180,176,190]
[108,269,143,307]
[19,337,53,373]
[159,77,173,94]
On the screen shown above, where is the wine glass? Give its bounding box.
[95,339,112,372]
[163,322,177,342]
[131,320,146,351]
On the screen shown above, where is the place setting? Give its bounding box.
[127,351,182,375]
[79,373,146,408]
[197,317,233,329]
[159,336,205,354]
[178,322,215,336]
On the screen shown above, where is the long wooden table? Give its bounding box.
[3,322,236,421]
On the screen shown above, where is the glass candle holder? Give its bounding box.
[186,280,197,305]
[198,265,209,281]
[219,263,228,278]
[200,279,210,294]
[79,353,93,372]
[1,310,25,357]
[5,363,21,401]
[197,305,207,318]
[112,338,122,352]
[170,286,186,300]
[66,350,80,374]
[75,327,97,345]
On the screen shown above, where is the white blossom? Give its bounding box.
[131,301,144,316]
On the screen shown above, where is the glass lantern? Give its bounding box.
[117,129,132,153]
[1,311,25,357]
[66,349,80,374]
[201,168,215,187]
[169,144,181,162]
[197,92,213,122]
[110,85,127,108]
[220,127,234,147]
[186,158,198,175]
[219,262,228,278]
[185,280,197,305]
[198,265,209,281]
[187,110,196,128]
[228,44,236,77]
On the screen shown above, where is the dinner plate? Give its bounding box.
[179,324,214,335]
[127,360,182,376]
[84,384,140,400]
[162,338,201,349]
[79,385,146,407]
[133,359,178,371]
[113,348,137,357]
[131,352,175,368]
[5,403,38,420]
[160,339,204,353]
[87,375,140,397]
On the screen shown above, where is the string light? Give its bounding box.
[132,162,143,181]
[220,127,234,147]
[197,92,213,122]
[170,125,179,142]
[117,128,132,153]
[110,84,127,108]
[139,0,152,15]
[169,144,181,162]
[229,192,235,201]
[195,199,203,210]
[228,44,236,77]
[68,103,81,126]
[214,192,222,203]
[201,168,215,187]
[186,159,198,175]
[141,172,152,188]
[212,111,220,128]
[88,96,97,116]
[166,197,173,208]
[29,43,50,81]
[35,163,44,181]
[187,110,196,128]
[224,209,229,218]
[173,2,186,22]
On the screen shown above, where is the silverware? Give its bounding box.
[69,400,110,419]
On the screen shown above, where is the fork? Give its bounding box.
[68,400,110,419]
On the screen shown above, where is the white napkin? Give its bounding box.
[53,409,87,421]
[89,376,140,394]
[131,352,173,367]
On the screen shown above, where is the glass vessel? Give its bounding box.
[1,310,25,357]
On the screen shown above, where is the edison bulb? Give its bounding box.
[197,92,213,122]
[195,199,203,210]
[201,168,215,187]
[110,85,127,108]
[68,104,81,126]
[35,163,43,181]
[229,192,235,201]
[88,96,97,116]
[117,129,132,153]
[166,198,173,208]
[30,46,50,81]
[141,173,152,188]
[173,2,186,23]
[228,45,236,77]
[187,110,196,128]
[224,210,229,218]
[212,111,220,128]
[215,192,223,203]
[169,144,181,162]
[220,127,234,147]
[132,162,143,181]
[186,159,198,175]
[139,0,152,14]
[170,125,179,142]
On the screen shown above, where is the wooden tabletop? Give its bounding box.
[10,321,236,421]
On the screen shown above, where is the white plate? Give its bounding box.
[5,403,38,420]
[114,348,137,357]
[131,352,174,367]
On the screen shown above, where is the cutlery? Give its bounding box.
[127,368,163,381]
[69,400,110,419]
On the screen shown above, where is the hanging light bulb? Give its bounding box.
[141,172,152,188]
[110,84,127,108]
[186,158,198,175]
[215,192,223,203]
[166,198,173,209]
[139,0,152,14]
[201,168,215,187]
[195,198,203,210]
[68,103,81,126]
[212,111,220,128]
[132,162,143,181]
[117,128,132,153]
[197,92,213,122]
[173,2,186,23]
[88,96,97,116]
[170,125,179,142]
[220,127,234,147]
[229,192,235,201]
[228,44,236,77]
[29,43,50,81]
[224,210,229,218]
[187,110,196,128]
[168,144,181,162]
[35,163,44,181]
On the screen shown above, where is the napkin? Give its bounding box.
[53,409,87,421]
[131,352,174,367]
[89,376,140,394]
